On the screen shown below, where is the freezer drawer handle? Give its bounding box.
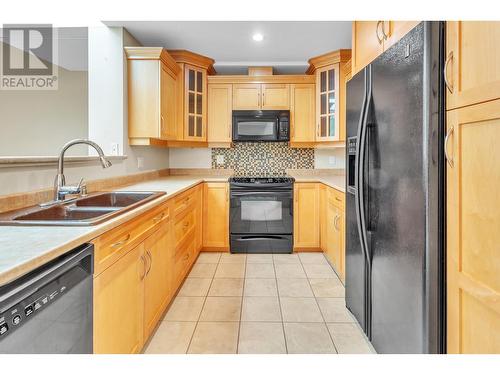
[444,125,455,168]
[444,51,454,93]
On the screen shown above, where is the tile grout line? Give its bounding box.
[185,252,221,353]
[272,255,289,354]
[235,255,247,354]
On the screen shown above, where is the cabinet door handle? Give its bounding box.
[444,125,455,168]
[140,255,147,280]
[262,92,265,106]
[153,212,165,223]
[444,51,454,93]
[146,250,152,276]
[111,233,131,248]
[380,21,389,40]
[376,21,384,44]
[333,215,340,231]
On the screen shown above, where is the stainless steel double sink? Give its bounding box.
[0,191,165,226]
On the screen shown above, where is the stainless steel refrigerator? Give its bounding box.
[345,22,446,354]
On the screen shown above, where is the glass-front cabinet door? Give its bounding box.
[185,64,206,140]
[316,63,340,141]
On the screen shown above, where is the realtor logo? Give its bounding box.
[1,24,58,90]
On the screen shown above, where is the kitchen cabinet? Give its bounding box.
[319,184,327,251]
[202,182,229,250]
[446,21,500,110]
[143,220,174,339]
[208,83,233,145]
[351,21,418,76]
[307,50,351,144]
[293,183,320,250]
[446,99,500,354]
[125,47,180,146]
[94,243,145,354]
[290,83,316,144]
[233,83,289,110]
[326,189,345,281]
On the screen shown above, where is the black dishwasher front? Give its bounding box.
[0,243,93,354]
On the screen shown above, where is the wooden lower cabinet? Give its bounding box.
[94,243,145,354]
[202,182,229,250]
[293,183,320,250]
[446,99,500,353]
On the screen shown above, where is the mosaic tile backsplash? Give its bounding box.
[212,142,314,176]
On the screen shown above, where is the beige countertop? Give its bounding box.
[0,175,228,287]
[289,174,346,193]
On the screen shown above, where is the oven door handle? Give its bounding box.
[234,235,288,241]
[230,191,292,197]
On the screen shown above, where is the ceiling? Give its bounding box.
[104,21,352,74]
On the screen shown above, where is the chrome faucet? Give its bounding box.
[54,139,112,202]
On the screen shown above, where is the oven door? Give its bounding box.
[232,115,279,141]
[230,190,293,235]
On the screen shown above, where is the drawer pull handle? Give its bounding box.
[111,233,131,248]
[183,221,190,227]
[153,212,165,223]
[183,253,190,261]
[335,197,341,202]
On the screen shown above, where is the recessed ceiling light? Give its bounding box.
[252,33,264,42]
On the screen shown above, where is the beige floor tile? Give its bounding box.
[188,322,239,354]
[238,322,286,354]
[302,263,337,279]
[241,296,282,322]
[196,252,222,264]
[164,296,205,322]
[273,253,300,264]
[275,263,306,279]
[215,263,246,278]
[188,263,217,278]
[144,321,196,354]
[245,263,275,278]
[316,298,354,323]
[327,323,373,354]
[244,278,278,297]
[208,278,244,297]
[246,254,273,264]
[298,252,329,265]
[277,278,314,297]
[177,278,212,297]
[220,253,247,264]
[309,278,345,298]
[280,297,323,322]
[284,323,337,354]
[199,297,242,322]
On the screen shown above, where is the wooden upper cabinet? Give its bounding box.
[202,182,229,250]
[94,243,145,354]
[352,21,384,76]
[125,47,180,146]
[208,83,233,144]
[233,83,261,110]
[446,21,500,110]
[233,83,290,110]
[446,99,500,353]
[261,84,290,110]
[290,83,315,143]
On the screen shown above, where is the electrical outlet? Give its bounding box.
[111,143,119,156]
[137,157,144,169]
[216,155,225,166]
[328,156,336,166]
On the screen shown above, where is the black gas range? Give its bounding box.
[229,176,295,254]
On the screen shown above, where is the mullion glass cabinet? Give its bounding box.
[316,63,340,141]
[185,64,206,140]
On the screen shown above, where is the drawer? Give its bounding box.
[93,201,170,276]
[173,187,198,217]
[327,187,345,208]
[174,231,196,286]
[174,209,195,248]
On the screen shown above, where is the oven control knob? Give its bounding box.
[12,314,21,326]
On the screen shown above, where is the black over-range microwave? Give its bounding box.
[232,110,290,142]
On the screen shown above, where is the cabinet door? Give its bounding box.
[293,183,320,249]
[290,83,315,143]
[382,21,419,51]
[352,21,384,75]
[446,99,500,353]
[316,65,340,141]
[326,201,342,273]
[185,64,206,140]
[202,182,229,250]
[160,65,177,140]
[143,221,174,339]
[233,84,261,110]
[261,84,290,110]
[94,244,145,354]
[319,184,327,251]
[208,84,232,143]
[446,21,500,110]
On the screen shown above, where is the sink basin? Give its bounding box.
[0,191,165,226]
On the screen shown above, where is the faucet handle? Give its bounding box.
[76,177,84,189]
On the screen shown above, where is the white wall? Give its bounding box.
[168,148,211,169]
[0,26,169,196]
[314,148,346,169]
